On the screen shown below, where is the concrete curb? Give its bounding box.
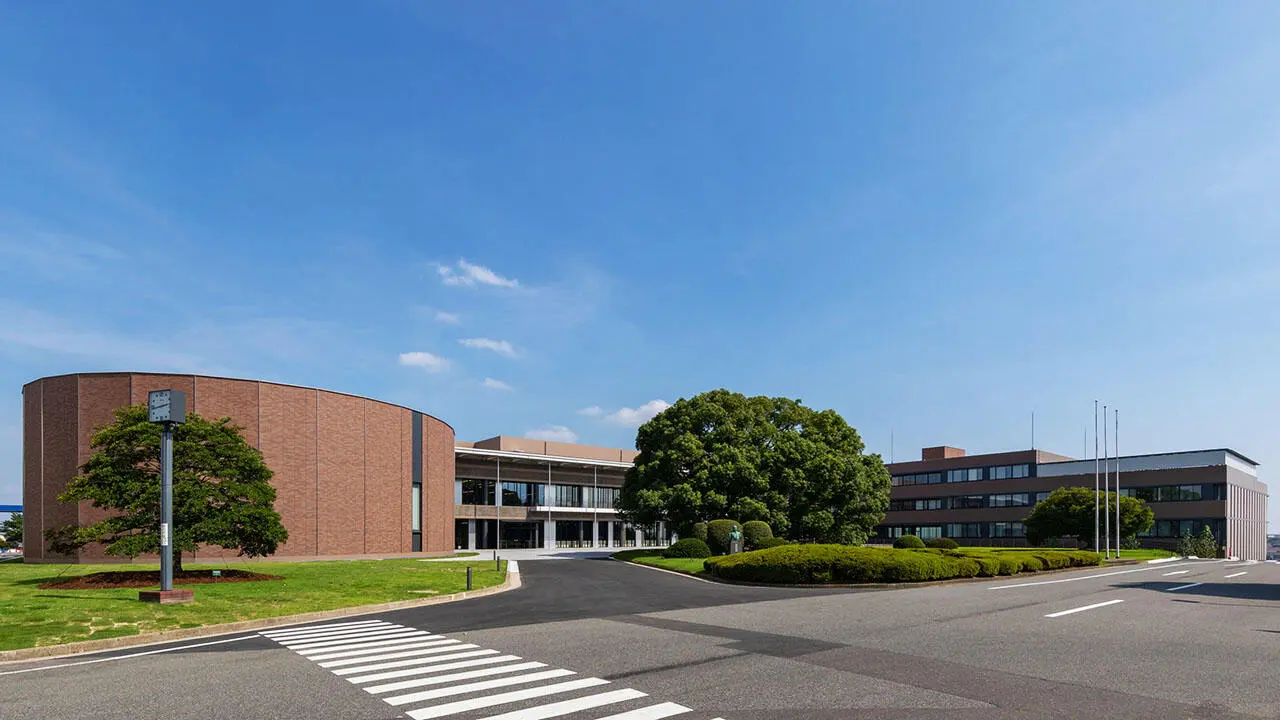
[1146,556,1184,564]
[0,568,520,666]
[614,555,1139,590]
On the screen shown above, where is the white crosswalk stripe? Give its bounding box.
[261,620,726,720]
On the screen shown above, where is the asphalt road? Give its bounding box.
[3,556,1278,719]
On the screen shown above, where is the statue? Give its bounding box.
[728,524,743,554]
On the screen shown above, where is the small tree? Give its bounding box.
[45,405,287,570]
[1024,487,1153,549]
[0,512,21,546]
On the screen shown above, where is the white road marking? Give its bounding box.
[262,619,388,636]
[323,645,487,670]
[348,655,527,683]
[385,668,576,705]
[263,621,392,640]
[359,661,547,693]
[1224,571,1248,578]
[987,563,1196,590]
[1043,599,1125,618]
[404,677,611,719]
[592,702,693,719]
[295,632,435,654]
[476,689,649,720]
[0,634,256,676]
[1161,570,1189,576]
[287,629,429,650]
[310,639,464,663]
[275,627,412,645]
[1167,582,1204,592]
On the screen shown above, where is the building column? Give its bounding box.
[544,519,556,549]
[467,520,476,551]
[607,521,614,548]
[635,525,645,547]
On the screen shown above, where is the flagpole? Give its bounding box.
[1094,400,1100,554]
[1103,404,1110,559]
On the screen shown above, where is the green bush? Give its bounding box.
[706,519,741,555]
[1019,556,1044,572]
[973,556,1001,577]
[925,537,959,549]
[997,557,1023,575]
[949,557,980,578]
[742,521,773,549]
[691,523,708,542]
[663,537,712,559]
[755,537,793,549]
[892,534,925,549]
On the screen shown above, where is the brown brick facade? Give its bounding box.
[21,373,454,563]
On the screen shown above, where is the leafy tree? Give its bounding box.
[0,512,21,546]
[1023,487,1153,549]
[617,389,891,545]
[45,405,288,570]
[1178,525,1220,558]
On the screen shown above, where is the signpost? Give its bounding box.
[140,390,194,604]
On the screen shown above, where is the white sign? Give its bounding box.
[160,522,170,547]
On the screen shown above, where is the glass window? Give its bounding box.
[1012,464,1029,479]
[461,479,495,505]
[918,526,942,539]
[412,486,422,532]
[1178,484,1202,501]
[549,484,583,508]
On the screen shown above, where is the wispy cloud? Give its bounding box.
[434,310,461,325]
[435,259,519,288]
[398,351,451,372]
[459,337,520,358]
[525,425,578,443]
[482,377,513,391]
[605,400,670,428]
[577,406,603,417]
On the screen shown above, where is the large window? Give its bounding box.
[548,484,583,508]
[953,495,985,509]
[461,479,495,506]
[588,486,620,509]
[989,493,1031,508]
[892,472,943,486]
[501,482,544,507]
[412,486,422,531]
[946,468,984,483]
[889,498,947,511]
[991,521,1025,538]
[1123,483,1223,503]
[946,522,984,538]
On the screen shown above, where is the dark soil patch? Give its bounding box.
[39,569,283,590]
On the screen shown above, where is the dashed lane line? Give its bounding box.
[1166,582,1204,592]
[1224,571,1248,579]
[1043,599,1124,618]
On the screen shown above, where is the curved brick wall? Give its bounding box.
[22,373,455,563]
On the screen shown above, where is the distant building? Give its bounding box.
[879,445,1268,560]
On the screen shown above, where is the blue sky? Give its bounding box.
[2,2,1278,530]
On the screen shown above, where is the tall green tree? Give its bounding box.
[0,512,21,547]
[45,405,288,570]
[1023,486,1153,548]
[617,389,890,544]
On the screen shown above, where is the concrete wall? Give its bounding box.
[21,373,455,563]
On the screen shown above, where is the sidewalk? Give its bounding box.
[420,546,666,562]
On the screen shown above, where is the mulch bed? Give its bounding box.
[39,569,283,589]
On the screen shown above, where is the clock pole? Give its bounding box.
[160,420,174,592]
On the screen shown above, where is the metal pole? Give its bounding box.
[1094,401,1099,554]
[495,458,501,553]
[160,423,174,592]
[1103,404,1110,559]
[466,565,473,590]
[1115,409,1121,558]
[593,467,598,549]
[1031,411,1035,450]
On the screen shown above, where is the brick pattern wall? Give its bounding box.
[22,373,456,563]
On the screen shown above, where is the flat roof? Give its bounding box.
[1039,447,1259,468]
[454,445,634,469]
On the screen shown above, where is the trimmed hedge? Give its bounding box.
[892,534,925,549]
[755,537,794,549]
[706,519,741,554]
[702,545,1102,584]
[691,523,708,542]
[663,537,712,559]
[742,521,773,549]
[925,537,960,549]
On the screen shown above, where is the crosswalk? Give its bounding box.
[260,619,725,720]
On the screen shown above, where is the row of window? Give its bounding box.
[892,464,1031,487]
[877,522,1027,540]
[888,491,1052,512]
[1140,518,1225,540]
[1120,484,1226,503]
[458,479,621,509]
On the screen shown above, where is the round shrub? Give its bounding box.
[691,523,708,542]
[742,521,773,549]
[925,537,960,550]
[948,557,980,578]
[997,557,1023,575]
[892,534,925,549]
[706,519,741,554]
[973,556,1001,577]
[1019,556,1044,572]
[663,537,712,559]
[755,537,793,549]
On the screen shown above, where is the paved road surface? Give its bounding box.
[3,557,1278,719]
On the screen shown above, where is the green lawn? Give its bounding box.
[1109,548,1178,561]
[0,558,505,652]
[613,550,708,576]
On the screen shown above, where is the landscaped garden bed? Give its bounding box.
[39,569,282,589]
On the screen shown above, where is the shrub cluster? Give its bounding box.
[1176,526,1220,558]
[691,523,708,542]
[703,545,1102,584]
[706,519,741,554]
[663,537,712,559]
[892,534,925,549]
[742,521,773,549]
[755,537,793,549]
[925,537,959,549]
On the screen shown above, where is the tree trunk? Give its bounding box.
[173,551,183,575]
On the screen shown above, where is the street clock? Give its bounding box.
[148,389,187,424]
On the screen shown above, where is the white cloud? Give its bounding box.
[525,425,578,443]
[398,351,450,372]
[459,337,520,358]
[605,400,670,428]
[577,406,603,417]
[434,310,461,325]
[482,377,513,391]
[436,259,519,288]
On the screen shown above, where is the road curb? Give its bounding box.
[0,566,520,666]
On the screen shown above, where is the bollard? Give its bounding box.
[466,566,473,591]
[496,554,500,572]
